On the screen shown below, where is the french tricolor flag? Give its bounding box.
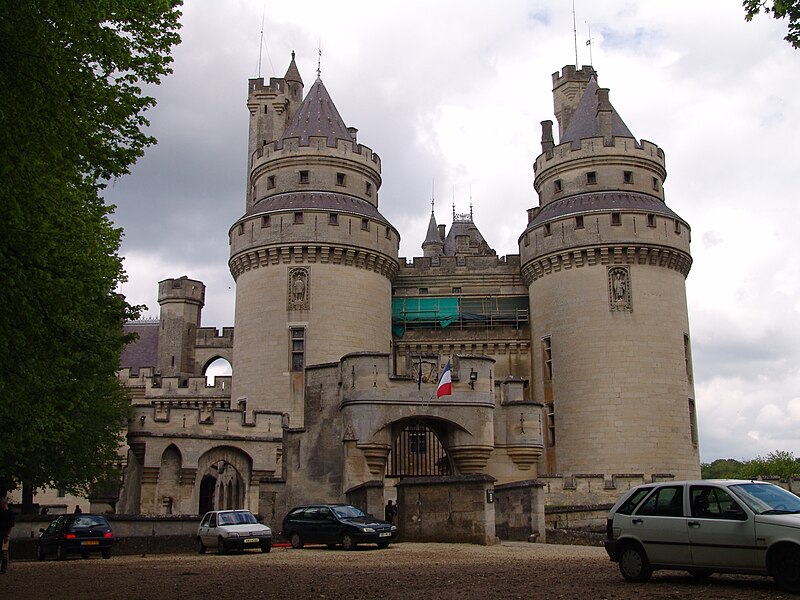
[436,360,452,398]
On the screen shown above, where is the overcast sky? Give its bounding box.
[107,0,800,464]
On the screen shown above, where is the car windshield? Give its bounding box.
[218,511,258,525]
[729,483,800,514]
[332,505,368,519]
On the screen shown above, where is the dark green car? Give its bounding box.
[281,504,397,550]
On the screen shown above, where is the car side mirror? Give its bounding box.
[723,508,747,521]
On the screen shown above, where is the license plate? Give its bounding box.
[378,532,391,538]
[81,540,99,546]
[243,538,259,543]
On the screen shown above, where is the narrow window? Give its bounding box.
[586,171,597,185]
[290,328,305,372]
[267,175,275,189]
[294,212,303,224]
[546,403,555,445]
[684,334,693,382]
[652,177,659,191]
[263,106,268,114]
[542,336,552,381]
[554,179,562,193]
[299,170,309,184]
[329,213,338,225]
[647,214,656,228]
[623,170,633,184]
[261,215,270,228]
[688,399,698,446]
[575,215,584,229]
[543,223,551,236]
[361,217,369,231]
[452,287,462,294]
[611,212,621,226]
[674,220,681,234]
[418,287,428,295]
[365,181,372,196]
[385,226,391,239]
[238,223,244,235]
[524,233,530,246]
[336,172,346,186]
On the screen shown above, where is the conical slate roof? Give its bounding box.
[284,51,303,85]
[278,77,352,148]
[422,212,442,247]
[561,77,634,146]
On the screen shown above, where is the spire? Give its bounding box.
[560,77,634,146]
[284,50,303,85]
[278,77,352,148]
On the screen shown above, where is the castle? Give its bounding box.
[117,55,700,532]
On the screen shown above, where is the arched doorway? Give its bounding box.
[199,474,216,514]
[386,419,451,477]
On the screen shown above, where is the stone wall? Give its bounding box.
[493,479,546,542]
[397,475,496,545]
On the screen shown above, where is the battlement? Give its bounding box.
[157,276,205,306]
[195,326,234,348]
[252,136,381,170]
[535,136,665,173]
[551,65,597,88]
[247,76,289,98]
[398,253,521,272]
[130,403,284,440]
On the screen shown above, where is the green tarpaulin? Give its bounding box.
[391,297,459,337]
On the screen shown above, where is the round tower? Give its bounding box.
[156,276,205,378]
[519,66,700,481]
[230,58,400,426]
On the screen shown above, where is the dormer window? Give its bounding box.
[587,171,597,185]
[299,170,309,184]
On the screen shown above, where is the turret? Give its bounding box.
[422,208,443,258]
[230,57,400,425]
[156,276,205,378]
[519,66,699,482]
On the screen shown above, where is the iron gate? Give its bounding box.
[386,421,451,477]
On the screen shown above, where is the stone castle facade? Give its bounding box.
[117,56,700,525]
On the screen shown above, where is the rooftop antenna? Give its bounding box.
[586,23,594,66]
[452,186,456,221]
[572,0,579,67]
[257,4,265,77]
[317,41,322,78]
[469,186,473,221]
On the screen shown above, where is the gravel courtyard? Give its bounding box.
[0,542,787,600]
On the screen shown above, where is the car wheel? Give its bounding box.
[217,536,228,555]
[197,537,206,554]
[101,548,111,560]
[772,546,800,593]
[56,543,66,561]
[377,542,390,549]
[290,533,303,549]
[261,543,272,553]
[618,543,652,582]
[341,533,356,551]
[688,569,712,579]
[36,544,45,561]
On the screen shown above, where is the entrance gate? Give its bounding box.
[386,420,451,477]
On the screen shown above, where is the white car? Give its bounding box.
[197,509,272,554]
[604,479,800,592]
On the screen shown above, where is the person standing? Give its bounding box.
[384,499,397,524]
[0,497,15,574]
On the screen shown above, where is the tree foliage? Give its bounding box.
[0,1,182,498]
[744,0,800,48]
[702,451,800,480]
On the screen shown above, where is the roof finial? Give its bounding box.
[317,43,322,79]
[452,186,456,221]
[469,185,473,221]
[431,179,435,215]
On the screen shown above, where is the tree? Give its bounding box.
[737,450,800,480]
[744,0,800,48]
[701,458,745,479]
[0,1,182,502]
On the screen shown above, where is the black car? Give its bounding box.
[281,504,397,550]
[36,514,113,560]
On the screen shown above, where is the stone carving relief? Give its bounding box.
[608,266,632,311]
[287,267,309,310]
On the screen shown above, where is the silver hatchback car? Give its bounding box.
[604,479,800,592]
[197,509,272,554]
